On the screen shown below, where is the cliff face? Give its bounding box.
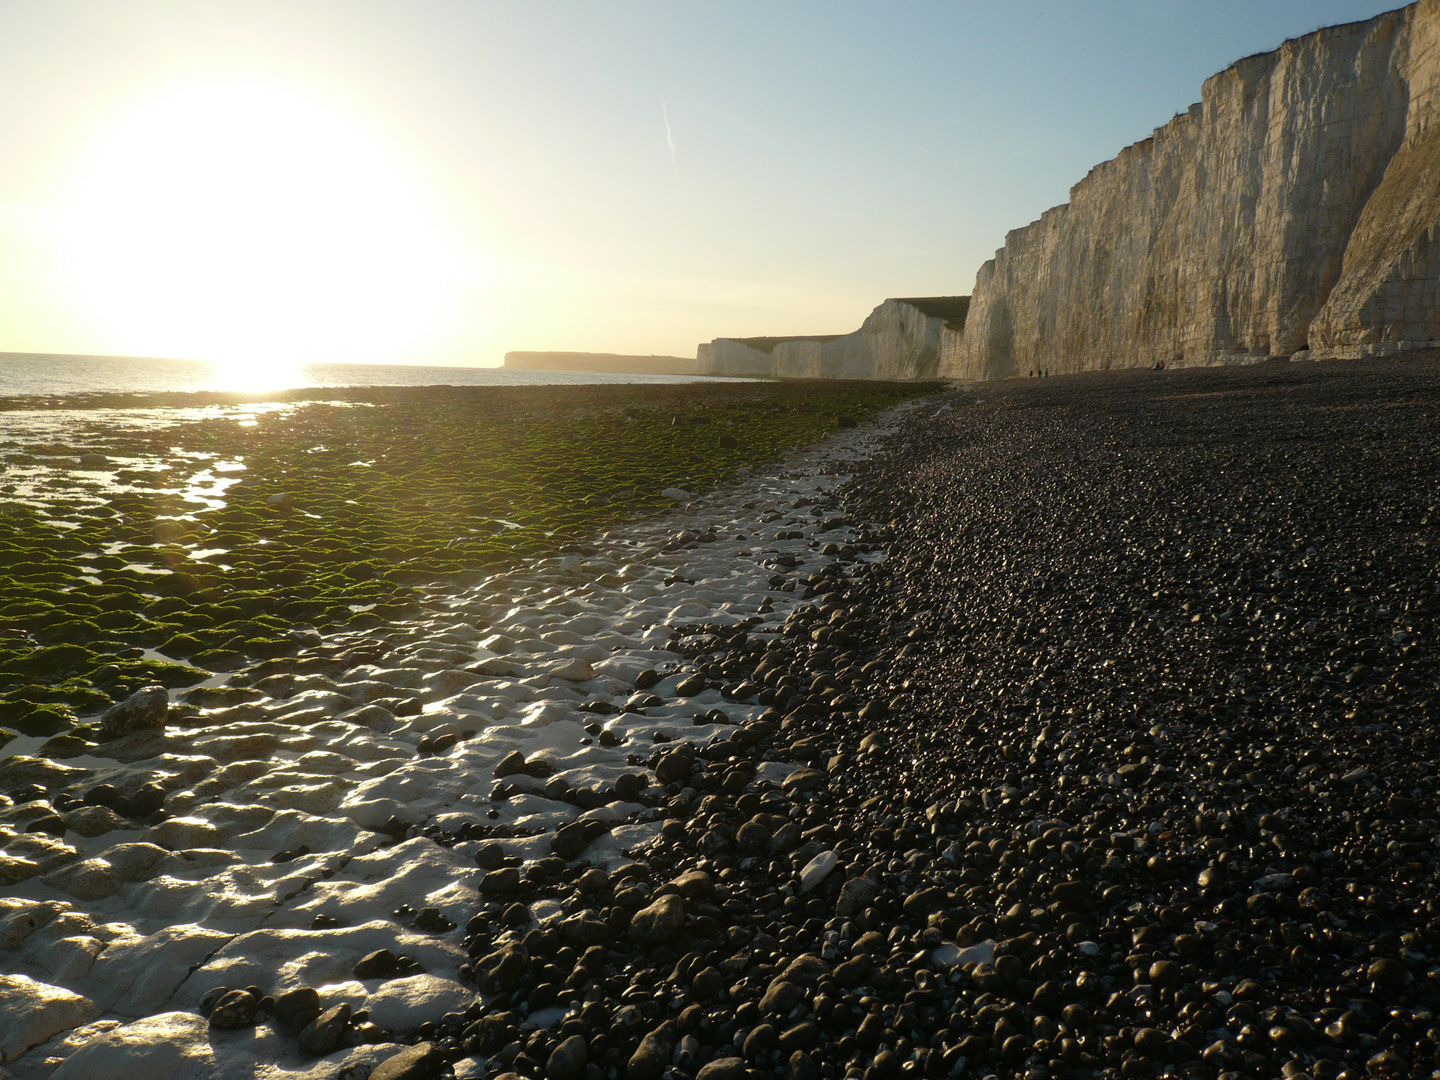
[699,297,967,379]
[945,2,1440,380]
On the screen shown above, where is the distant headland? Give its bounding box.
[503,351,696,376]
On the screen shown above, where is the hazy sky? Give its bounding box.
[0,1,1404,369]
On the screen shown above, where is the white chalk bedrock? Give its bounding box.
[0,399,924,1077]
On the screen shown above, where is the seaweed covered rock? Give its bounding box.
[99,685,169,739]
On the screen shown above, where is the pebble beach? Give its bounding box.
[0,382,925,1078]
[3,357,1440,1080]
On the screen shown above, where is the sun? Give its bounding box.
[60,80,461,379]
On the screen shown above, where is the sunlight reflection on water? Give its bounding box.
[0,353,745,398]
[0,402,297,524]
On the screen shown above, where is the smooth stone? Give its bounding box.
[125,782,167,819]
[371,1040,442,1080]
[760,979,802,1017]
[273,986,322,1028]
[674,675,706,697]
[479,867,521,897]
[834,875,880,917]
[832,956,871,988]
[547,1034,588,1080]
[697,1058,745,1080]
[779,1023,819,1052]
[780,954,828,986]
[354,949,400,980]
[743,1025,777,1057]
[692,966,724,999]
[475,945,527,992]
[798,850,838,893]
[551,821,595,861]
[781,768,826,795]
[669,870,714,900]
[26,813,68,837]
[628,893,685,945]
[207,988,259,1030]
[298,1003,351,1054]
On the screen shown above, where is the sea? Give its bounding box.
[0,353,734,399]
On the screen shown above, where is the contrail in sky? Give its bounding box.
[662,98,680,195]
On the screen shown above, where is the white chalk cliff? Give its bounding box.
[698,297,968,380]
[944,1,1440,380]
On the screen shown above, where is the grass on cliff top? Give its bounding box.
[0,379,941,742]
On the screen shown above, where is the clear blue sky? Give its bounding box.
[0,0,1405,368]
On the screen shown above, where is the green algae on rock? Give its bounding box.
[0,379,939,729]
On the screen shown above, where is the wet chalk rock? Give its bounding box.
[100,685,169,739]
[43,858,122,901]
[60,804,127,838]
[0,974,94,1064]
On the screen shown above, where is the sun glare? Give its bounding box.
[60,81,461,376]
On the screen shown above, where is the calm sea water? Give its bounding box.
[0,353,730,398]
